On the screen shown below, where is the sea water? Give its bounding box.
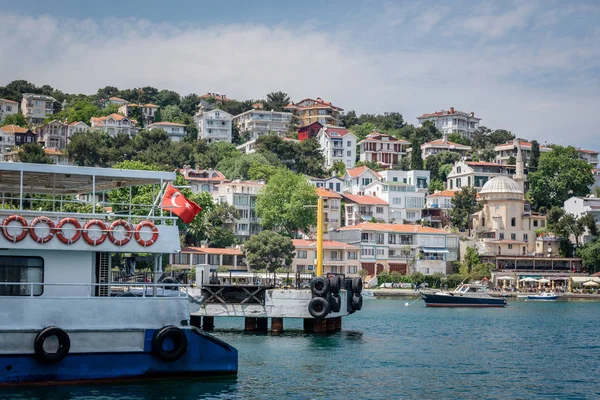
[4,298,600,399]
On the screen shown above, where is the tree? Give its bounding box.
[156,90,181,108]
[529,140,540,171]
[507,155,516,165]
[1,112,27,127]
[179,93,200,116]
[349,122,376,141]
[265,92,290,112]
[577,240,600,274]
[428,179,445,194]
[159,105,188,124]
[256,168,318,236]
[243,230,295,271]
[217,153,274,181]
[410,139,423,170]
[487,129,514,145]
[450,186,483,232]
[330,161,346,177]
[67,130,112,167]
[529,146,594,210]
[415,120,441,142]
[53,99,100,123]
[459,247,492,280]
[195,141,240,170]
[341,110,359,128]
[354,160,382,171]
[448,134,473,147]
[208,227,236,248]
[18,143,53,164]
[425,155,440,180]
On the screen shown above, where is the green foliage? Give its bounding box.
[265,92,290,112]
[217,153,275,181]
[256,168,318,235]
[1,112,27,127]
[529,140,540,171]
[243,230,295,271]
[450,186,483,231]
[349,122,376,141]
[195,141,241,170]
[156,90,181,108]
[428,179,445,194]
[255,135,324,177]
[459,247,492,280]
[547,207,597,246]
[18,143,53,164]
[330,160,346,177]
[67,130,112,167]
[507,155,516,165]
[447,134,473,146]
[99,103,121,116]
[52,99,100,123]
[354,160,382,171]
[340,110,359,128]
[208,227,236,248]
[577,240,600,274]
[529,146,594,210]
[425,151,461,181]
[410,139,423,170]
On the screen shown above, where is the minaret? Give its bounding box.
[514,139,526,192]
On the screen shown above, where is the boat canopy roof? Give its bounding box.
[0,162,175,195]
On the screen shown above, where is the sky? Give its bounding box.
[1,0,599,148]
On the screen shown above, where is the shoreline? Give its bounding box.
[370,288,600,299]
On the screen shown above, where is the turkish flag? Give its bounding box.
[160,183,201,223]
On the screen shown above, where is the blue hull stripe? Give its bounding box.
[1,328,237,385]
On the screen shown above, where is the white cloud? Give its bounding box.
[0,10,598,150]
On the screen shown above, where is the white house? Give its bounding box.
[564,196,600,244]
[317,126,357,170]
[291,239,360,276]
[308,176,345,194]
[90,114,138,136]
[418,134,472,159]
[37,120,68,150]
[343,166,381,195]
[21,94,56,125]
[232,109,292,140]
[0,125,15,155]
[379,170,431,191]
[417,106,481,139]
[342,193,389,226]
[446,160,508,191]
[0,98,18,123]
[195,109,233,143]
[106,97,128,107]
[67,121,90,139]
[179,167,229,194]
[494,139,551,165]
[214,180,265,242]
[576,148,599,167]
[146,122,187,142]
[362,180,426,224]
[358,132,410,168]
[118,103,160,126]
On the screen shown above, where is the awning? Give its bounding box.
[422,248,449,254]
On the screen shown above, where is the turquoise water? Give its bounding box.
[5,298,600,399]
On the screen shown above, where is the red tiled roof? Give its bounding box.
[285,98,343,111]
[494,141,549,150]
[422,139,471,149]
[181,246,243,255]
[108,97,126,101]
[316,187,341,198]
[321,126,352,138]
[293,239,358,250]
[0,98,18,104]
[68,121,87,127]
[466,161,500,167]
[346,166,381,178]
[339,222,447,234]
[44,148,64,156]
[179,169,228,182]
[144,103,159,108]
[149,121,186,127]
[417,108,480,120]
[91,113,128,126]
[359,132,410,144]
[342,194,388,205]
[577,148,599,155]
[428,190,458,198]
[199,93,233,101]
[1,125,29,134]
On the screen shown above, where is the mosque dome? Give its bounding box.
[480,176,523,197]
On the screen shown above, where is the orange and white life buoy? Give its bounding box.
[82,219,108,246]
[56,218,82,244]
[29,216,57,244]
[134,220,159,247]
[108,220,133,246]
[1,215,29,243]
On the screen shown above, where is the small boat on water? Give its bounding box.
[527,292,559,301]
[421,284,507,308]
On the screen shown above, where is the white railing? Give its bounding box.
[0,282,189,298]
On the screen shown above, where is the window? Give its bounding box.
[376,248,385,256]
[393,198,401,205]
[388,234,396,244]
[296,250,307,259]
[347,151,351,157]
[523,234,528,242]
[376,207,384,214]
[307,265,314,271]
[362,178,372,186]
[533,220,538,227]
[457,166,461,173]
[541,220,546,228]
[361,248,374,256]
[348,266,358,274]
[336,183,341,192]
[361,233,370,242]
[508,244,513,250]
[376,234,385,244]
[511,233,516,240]
[347,252,357,260]
[499,233,504,240]
[0,256,43,296]
[456,178,461,187]
[511,217,516,227]
[347,141,352,147]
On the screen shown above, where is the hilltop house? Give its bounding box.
[317,126,357,170]
[285,98,343,127]
[358,132,410,168]
[417,106,481,139]
[146,121,187,142]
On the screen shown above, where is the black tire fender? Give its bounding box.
[152,325,188,362]
[310,277,330,297]
[328,275,341,295]
[329,294,341,313]
[352,293,363,311]
[34,326,70,364]
[308,297,330,319]
[352,277,363,294]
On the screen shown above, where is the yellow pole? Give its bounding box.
[316,196,324,278]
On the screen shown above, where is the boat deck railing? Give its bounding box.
[0,282,190,298]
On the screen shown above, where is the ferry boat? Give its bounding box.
[421,284,507,308]
[0,163,237,385]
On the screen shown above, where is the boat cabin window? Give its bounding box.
[0,256,44,296]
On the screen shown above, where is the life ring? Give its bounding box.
[310,277,330,297]
[34,326,71,364]
[108,220,133,246]
[56,218,82,244]
[1,215,28,243]
[29,216,57,244]
[352,293,363,311]
[327,275,341,295]
[308,297,330,319]
[329,293,341,313]
[134,220,159,247]
[82,219,108,246]
[151,326,188,362]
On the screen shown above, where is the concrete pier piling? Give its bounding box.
[256,318,268,332]
[326,318,337,333]
[335,317,342,331]
[271,318,284,334]
[202,316,214,331]
[244,317,257,332]
[313,319,327,333]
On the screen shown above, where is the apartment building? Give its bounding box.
[317,126,357,170]
[417,106,481,139]
[67,121,90,139]
[576,148,599,167]
[180,167,228,194]
[418,134,472,159]
[423,190,456,229]
[342,194,389,226]
[0,98,18,123]
[292,239,360,276]
[358,132,410,168]
[494,139,551,165]
[90,114,138,136]
[285,98,343,127]
[21,94,56,125]
[37,120,68,150]
[446,161,508,191]
[362,180,426,224]
[316,188,342,233]
[146,121,187,142]
[232,109,292,140]
[332,222,459,276]
[196,109,233,143]
[215,180,265,242]
[564,196,600,244]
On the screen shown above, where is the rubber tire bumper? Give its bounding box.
[352,293,363,311]
[329,294,341,313]
[152,326,188,362]
[328,275,341,295]
[308,297,330,319]
[34,326,71,364]
[310,277,330,297]
[352,277,363,294]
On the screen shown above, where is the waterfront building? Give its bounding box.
[576,148,599,167]
[564,196,600,244]
[146,121,187,142]
[106,97,127,107]
[285,98,343,127]
[118,103,159,126]
[317,126,357,170]
[179,167,229,194]
[21,93,56,125]
[423,190,457,229]
[417,107,481,139]
[362,180,426,224]
[232,109,292,141]
[446,160,509,191]
[331,222,459,276]
[308,176,344,194]
[297,121,323,141]
[1,125,35,148]
[195,109,233,143]
[494,139,551,165]
[358,132,410,169]
[215,180,265,242]
[90,114,138,136]
[170,246,246,271]
[291,239,360,276]
[0,98,18,123]
[316,188,342,233]
[418,134,472,159]
[198,93,233,111]
[342,194,389,226]
[37,120,68,150]
[67,121,90,139]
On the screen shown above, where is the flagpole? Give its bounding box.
[148,181,168,218]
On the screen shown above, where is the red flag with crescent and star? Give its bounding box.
[160,183,201,224]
